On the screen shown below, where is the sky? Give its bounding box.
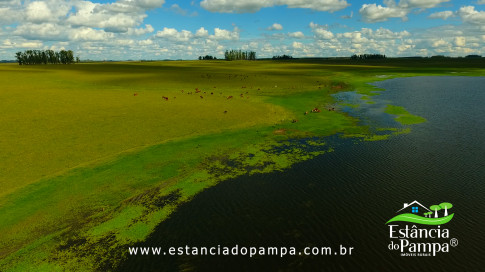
[1,0,485,60]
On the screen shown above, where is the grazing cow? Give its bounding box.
[240,94,243,97]
[211,92,214,95]
[195,88,201,93]
[312,107,321,113]
[227,96,233,99]
[223,110,227,114]
[162,96,169,101]
[292,119,298,123]
[200,96,203,99]
[133,93,138,96]
[181,90,184,93]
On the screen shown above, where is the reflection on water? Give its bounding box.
[121,77,485,271]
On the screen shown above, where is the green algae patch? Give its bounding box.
[385,105,427,125]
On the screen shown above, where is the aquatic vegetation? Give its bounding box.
[385,105,427,125]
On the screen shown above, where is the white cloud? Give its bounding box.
[25,2,53,23]
[70,27,115,41]
[14,23,65,40]
[399,0,450,9]
[289,31,305,38]
[169,3,187,15]
[359,3,408,22]
[20,41,44,48]
[310,22,334,39]
[211,27,239,40]
[457,6,485,25]
[155,27,239,42]
[195,27,209,37]
[200,0,349,13]
[155,27,193,42]
[478,0,485,4]
[428,10,455,20]
[66,0,164,32]
[360,0,450,23]
[292,41,303,48]
[454,36,466,47]
[432,39,448,48]
[314,28,334,39]
[267,23,283,31]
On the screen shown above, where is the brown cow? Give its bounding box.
[162,96,169,101]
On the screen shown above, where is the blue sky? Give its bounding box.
[1,0,485,60]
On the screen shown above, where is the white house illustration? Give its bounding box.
[396,200,431,214]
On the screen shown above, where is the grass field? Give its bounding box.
[1,59,484,271]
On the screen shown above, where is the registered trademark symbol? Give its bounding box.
[450,238,458,247]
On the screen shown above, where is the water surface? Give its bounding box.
[121,76,485,271]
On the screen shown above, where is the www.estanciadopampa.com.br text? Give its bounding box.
[128,245,354,258]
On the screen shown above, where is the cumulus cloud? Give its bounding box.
[67,1,148,33]
[195,27,209,37]
[360,0,450,22]
[267,23,283,31]
[155,27,239,42]
[428,10,454,20]
[399,0,450,9]
[454,36,466,47]
[200,0,349,13]
[359,3,408,22]
[310,22,334,39]
[457,6,485,25]
[155,27,193,42]
[289,31,305,38]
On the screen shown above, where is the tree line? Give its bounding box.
[350,54,386,60]
[15,50,78,65]
[198,55,217,60]
[224,50,256,61]
[272,55,293,60]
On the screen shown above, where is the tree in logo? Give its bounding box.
[429,205,442,218]
[440,202,453,217]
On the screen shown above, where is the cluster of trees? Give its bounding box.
[465,54,482,58]
[272,55,293,60]
[424,202,453,218]
[224,50,256,61]
[198,55,217,60]
[15,50,78,65]
[351,54,387,60]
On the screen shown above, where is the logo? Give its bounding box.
[386,200,457,257]
[386,200,454,225]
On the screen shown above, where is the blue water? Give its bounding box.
[121,76,485,271]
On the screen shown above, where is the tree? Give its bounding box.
[430,205,442,218]
[224,49,256,61]
[439,202,453,217]
[14,50,77,65]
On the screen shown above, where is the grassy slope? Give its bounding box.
[1,59,484,271]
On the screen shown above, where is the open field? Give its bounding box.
[1,59,485,271]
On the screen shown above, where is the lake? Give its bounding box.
[121,76,485,271]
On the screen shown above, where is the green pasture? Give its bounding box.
[1,59,484,271]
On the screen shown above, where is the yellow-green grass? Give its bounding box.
[1,59,484,271]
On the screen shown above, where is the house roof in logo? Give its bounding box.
[396,200,431,213]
